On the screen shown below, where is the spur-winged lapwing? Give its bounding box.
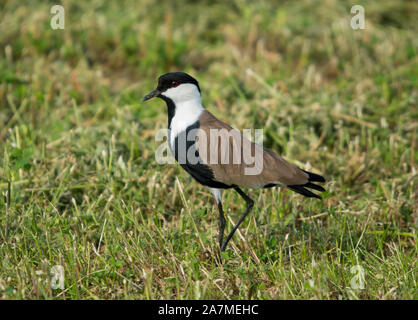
[143,72,326,252]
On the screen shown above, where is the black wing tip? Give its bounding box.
[303,170,326,183]
[288,170,326,198]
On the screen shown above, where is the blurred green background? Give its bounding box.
[0,0,416,299]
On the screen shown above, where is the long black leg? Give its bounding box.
[217,201,226,249]
[220,187,254,252]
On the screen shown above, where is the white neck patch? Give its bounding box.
[162,83,205,150]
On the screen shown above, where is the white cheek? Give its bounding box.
[162,87,180,100]
[162,83,201,103]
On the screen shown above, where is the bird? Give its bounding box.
[143,72,326,252]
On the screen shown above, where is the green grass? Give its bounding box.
[0,0,417,299]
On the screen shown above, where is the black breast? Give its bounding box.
[173,121,231,189]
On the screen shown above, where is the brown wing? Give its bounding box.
[195,111,310,189]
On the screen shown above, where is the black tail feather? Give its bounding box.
[287,185,321,199]
[305,182,325,192]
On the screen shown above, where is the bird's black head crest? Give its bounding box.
[142,72,200,102]
[157,72,200,93]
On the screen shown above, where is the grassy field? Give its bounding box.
[0,0,417,299]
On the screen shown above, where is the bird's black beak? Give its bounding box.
[142,89,160,102]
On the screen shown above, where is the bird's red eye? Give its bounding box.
[171,81,179,87]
